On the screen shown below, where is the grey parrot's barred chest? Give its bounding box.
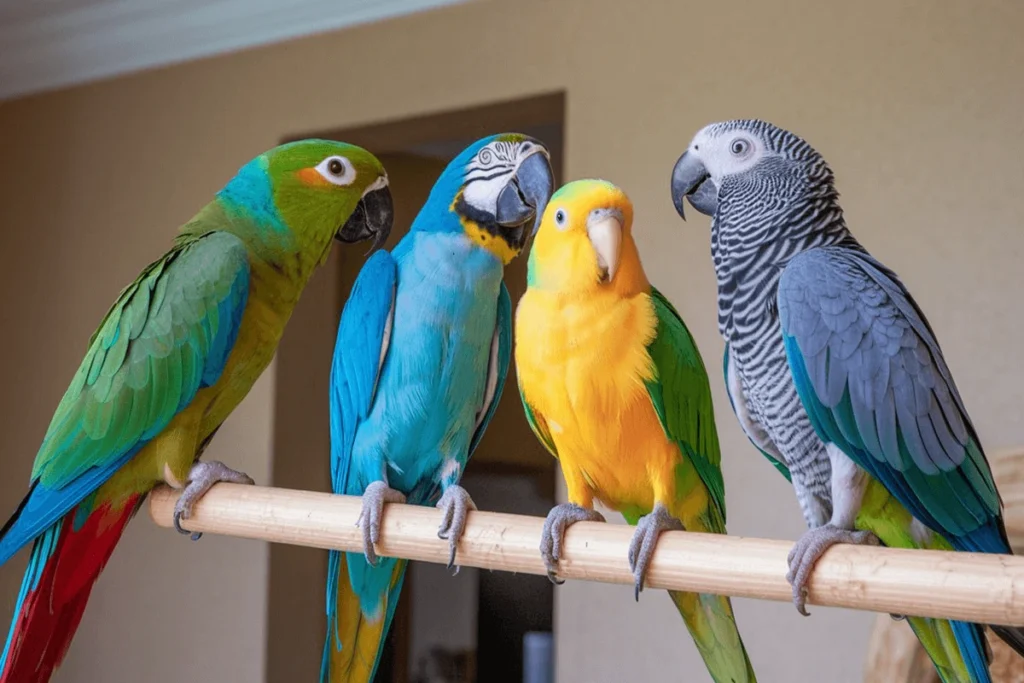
[708,124,855,528]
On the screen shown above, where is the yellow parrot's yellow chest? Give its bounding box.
[515,288,681,512]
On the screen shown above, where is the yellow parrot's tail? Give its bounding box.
[669,590,758,683]
[323,553,408,683]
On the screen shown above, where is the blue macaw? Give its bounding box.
[321,133,554,683]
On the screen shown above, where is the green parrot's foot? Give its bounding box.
[627,502,684,601]
[436,485,477,574]
[173,460,255,541]
[786,524,880,616]
[356,481,407,567]
[540,503,606,585]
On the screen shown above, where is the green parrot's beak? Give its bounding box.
[671,151,717,219]
[494,150,555,248]
[337,180,394,251]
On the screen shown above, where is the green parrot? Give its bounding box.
[0,139,393,683]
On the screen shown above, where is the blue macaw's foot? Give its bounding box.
[786,524,880,616]
[436,485,477,573]
[357,480,407,567]
[539,503,606,585]
[628,502,684,601]
[173,460,255,541]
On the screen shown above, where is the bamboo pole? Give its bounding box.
[148,483,1024,626]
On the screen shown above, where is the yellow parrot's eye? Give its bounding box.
[554,208,569,230]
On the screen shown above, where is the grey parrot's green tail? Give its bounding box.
[669,590,758,683]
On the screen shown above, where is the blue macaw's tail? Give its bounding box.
[321,550,408,683]
[1,494,144,683]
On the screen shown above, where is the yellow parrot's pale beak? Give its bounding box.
[586,208,623,283]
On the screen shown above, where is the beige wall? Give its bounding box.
[1,1,1023,681]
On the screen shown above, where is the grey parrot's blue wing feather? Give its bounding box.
[777,246,1006,554]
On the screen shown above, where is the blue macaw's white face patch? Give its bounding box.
[461,139,547,215]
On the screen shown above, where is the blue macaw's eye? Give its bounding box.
[555,209,568,229]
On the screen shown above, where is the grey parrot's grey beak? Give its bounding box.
[336,182,394,252]
[495,150,555,239]
[671,151,717,219]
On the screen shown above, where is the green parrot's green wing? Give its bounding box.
[32,230,250,488]
[644,287,726,526]
[518,379,558,460]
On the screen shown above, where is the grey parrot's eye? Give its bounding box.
[554,208,568,229]
[730,139,750,156]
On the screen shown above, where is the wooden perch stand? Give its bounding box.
[149,482,1024,626]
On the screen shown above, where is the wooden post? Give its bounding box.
[148,483,1024,625]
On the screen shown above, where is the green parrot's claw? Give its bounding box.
[627,502,684,600]
[786,524,880,616]
[172,510,203,541]
[436,485,476,574]
[171,460,254,544]
[540,503,606,584]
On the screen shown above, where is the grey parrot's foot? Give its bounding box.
[356,481,407,567]
[173,460,255,541]
[627,502,684,601]
[786,524,880,616]
[436,485,477,574]
[540,503,606,585]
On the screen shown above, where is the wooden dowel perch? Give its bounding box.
[149,483,1024,626]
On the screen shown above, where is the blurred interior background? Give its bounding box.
[0,1,1022,681]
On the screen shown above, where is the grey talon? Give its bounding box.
[435,485,476,572]
[539,502,606,585]
[786,524,880,616]
[172,460,253,542]
[356,480,407,567]
[627,502,683,600]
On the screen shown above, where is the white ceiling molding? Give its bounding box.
[0,0,468,101]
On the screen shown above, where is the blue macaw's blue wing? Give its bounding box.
[324,249,398,659]
[467,282,512,458]
[777,246,1006,554]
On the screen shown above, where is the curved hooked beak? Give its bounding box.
[494,149,555,249]
[670,151,718,219]
[587,208,623,283]
[336,176,394,252]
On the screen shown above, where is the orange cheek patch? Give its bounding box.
[296,167,329,187]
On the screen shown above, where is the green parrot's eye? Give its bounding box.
[315,155,356,186]
[554,208,568,229]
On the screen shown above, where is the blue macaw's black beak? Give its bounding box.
[671,151,717,219]
[495,150,555,246]
[336,183,394,252]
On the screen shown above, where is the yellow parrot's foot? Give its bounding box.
[540,503,606,585]
[356,481,407,567]
[172,460,255,541]
[627,502,684,601]
[436,485,477,574]
[786,524,880,616]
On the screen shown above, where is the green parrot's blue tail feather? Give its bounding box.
[0,451,136,567]
[950,621,991,683]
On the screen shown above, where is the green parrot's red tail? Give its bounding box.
[669,590,758,683]
[0,494,143,683]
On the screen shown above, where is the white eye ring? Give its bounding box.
[554,208,569,230]
[315,156,356,186]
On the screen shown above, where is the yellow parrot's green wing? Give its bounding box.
[644,287,726,528]
[517,378,558,460]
